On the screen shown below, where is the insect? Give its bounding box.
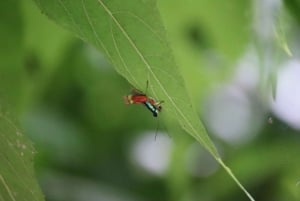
[124,87,163,117]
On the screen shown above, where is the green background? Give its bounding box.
[0,0,299,201]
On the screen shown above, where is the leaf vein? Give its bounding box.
[97,0,212,153]
[81,0,113,62]
[111,11,164,42]
[110,24,140,87]
[58,0,85,37]
[0,174,16,201]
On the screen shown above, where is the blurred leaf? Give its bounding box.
[34,0,254,200]
[0,1,23,111]
[0,113,44,201]
[284,0,300,24]
[0,0,44,200]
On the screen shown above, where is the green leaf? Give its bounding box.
[34,0,254,200]
[0,113,44,201]
[0,0,44,200]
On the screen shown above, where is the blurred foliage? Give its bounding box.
[0,0,44,201]
[0,0,299,201]
[158,0,251,102]
[284,0,300,24]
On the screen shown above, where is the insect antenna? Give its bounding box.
[155,117,160,140]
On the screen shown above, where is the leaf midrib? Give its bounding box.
[83,1,255,200]
[97,0,215,155]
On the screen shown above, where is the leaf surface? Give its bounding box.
[34,0,254,200]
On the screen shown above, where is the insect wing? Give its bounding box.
[131,95,148,103]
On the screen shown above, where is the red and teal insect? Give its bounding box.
[124,88,163,117]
